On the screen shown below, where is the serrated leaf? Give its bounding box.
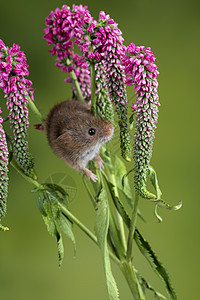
[95,187,119,300]
[37,189,76,266]
[57,213,76,256]
[101,146,134,208]
[42,194,58,237]
[41,192,64,266]
[135,268,166,299]
[36,192,47,216]
[103,173,130,228]
[44,183,68,200]
[134,229,177,300]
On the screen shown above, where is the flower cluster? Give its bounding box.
[0,110,9,218]
[43,4,92,99]
[123,43,160,199]
[95,62,114,124]
[0,40,34,176]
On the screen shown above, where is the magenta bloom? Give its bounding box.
[123,43,160,199]
[0,39,34,175]
[0,109,9,218]
[43,4,92,99]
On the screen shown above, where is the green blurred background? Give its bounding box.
[0,0,199,299]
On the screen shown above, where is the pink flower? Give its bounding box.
[122,43,160,199]
[0,39,34,175]
[43,4,92,94]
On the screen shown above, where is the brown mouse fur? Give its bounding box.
[44,100,114,181]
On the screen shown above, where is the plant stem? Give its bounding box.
[120,260,145,300]
[126,192,139,261]
[109,209,126,260]
[66,58,84,102]
[28,96,44,122]
[90,62,96,116]
[10,159,42,189]
[104,153,127,252]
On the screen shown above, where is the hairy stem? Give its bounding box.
[104,149,127,253]
[10,159,42,189]
[28,96,44,123]
[126,192,139,261]
[66,58,84,102]
[90,62,96,116]
[120,260,145,300]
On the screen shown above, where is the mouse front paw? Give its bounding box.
[94,154,104,170]
[83,168,98,182]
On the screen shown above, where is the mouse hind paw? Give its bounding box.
[83,168,98,182]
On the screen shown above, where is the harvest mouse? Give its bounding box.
[44,100,114,182]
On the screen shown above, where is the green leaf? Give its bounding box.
[103,173,130,228]
[36,191,47,216]
[56,232,64,267]
[82,175,96,207]
[56,213,76,256]
[95,187,119,300]
[43,183,68,200]
[35,189,75,267]
[148,165,162,200]
[101,147,135,210]
[134,229,177,300]
[41,192,64,266]
[114,155,133,205]
[135,268,166,299]
[148,165,182,211]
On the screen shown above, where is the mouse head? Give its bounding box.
[57,113,114,152]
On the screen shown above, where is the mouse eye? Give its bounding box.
[88,128,96,136]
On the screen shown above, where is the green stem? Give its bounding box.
[104,151,127,253]
[90,62,96,116]
[28,96,44,122]
[126,192,139,261]
[66,58,84,102]
[109,209,126,260]
[120,261,145,300]
[10,159,42,189]
[89,166,126,260]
